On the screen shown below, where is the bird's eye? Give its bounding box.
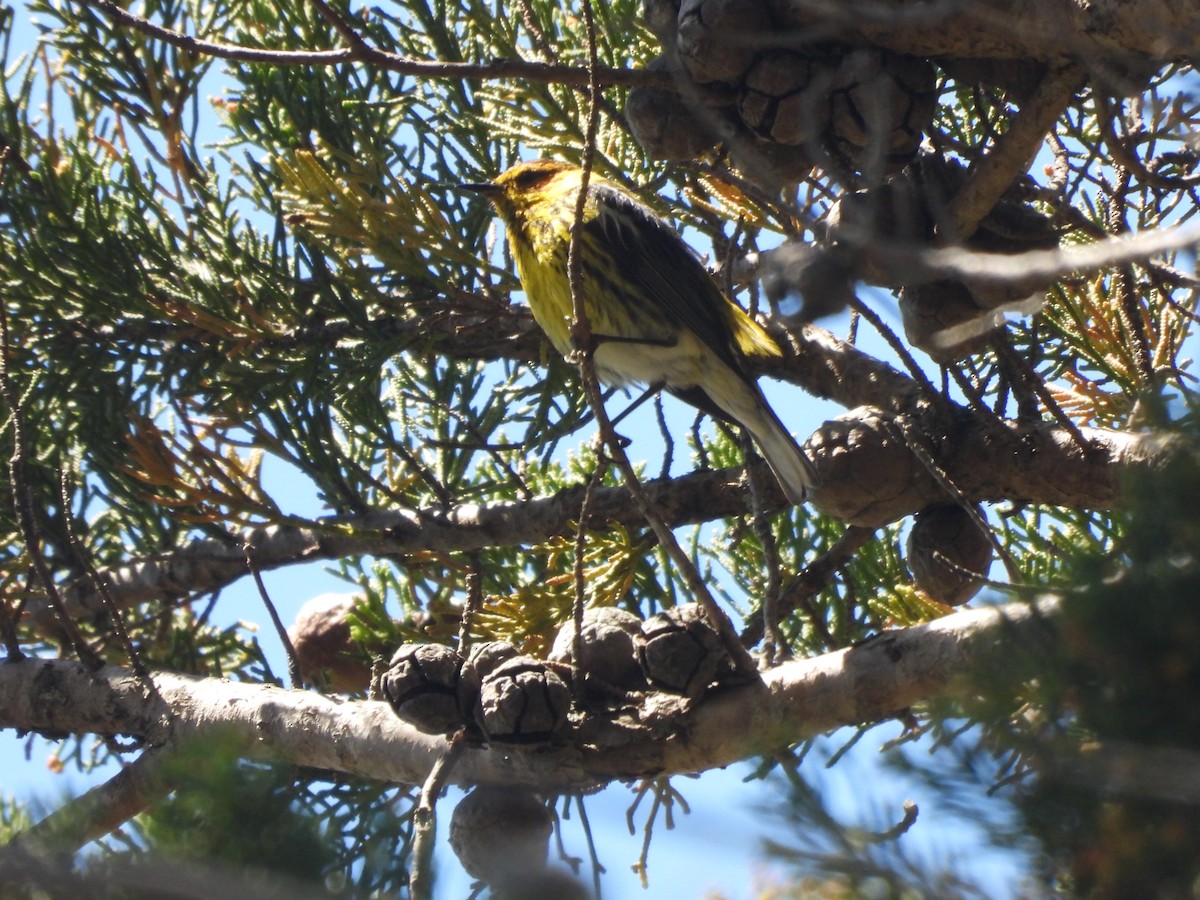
[512,166,557,191]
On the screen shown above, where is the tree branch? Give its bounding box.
[27,418,1169,626]
[11,744,180,858]
[946,63,1085,240]
[76,0,668,89]
[804,404,1180,526]
[0,596,1061,796]
[776,0,1200,65]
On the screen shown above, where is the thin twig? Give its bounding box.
[1097,94,1200,191]
[944,363,1011,430]
[848,296,942,402]
[573,459,609,699]
[990,334,1090,451]
[573,794,606,900]
[0,574,22,659]
[567,0,603,703]
[409,734,465,900]
[244,537,303,689]
[564,133,761,680]
[826,723,869,768]
[991,336,1043,425]
[304,0,369,50]
[654,394,673,480]
[864,800,919,843]
[740,525,875,648]
[560,0,758,679]
[458,552,484,650]
[513,0,555,59]
[565,0,602,351]
[58,468,161,702]
[631,787,661,889]
[738,429,786,662]
[598,425,761,676]
[0,297,95,665]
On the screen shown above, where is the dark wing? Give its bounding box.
[584,183,748,375]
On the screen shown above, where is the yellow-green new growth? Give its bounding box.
[466,159,813,504]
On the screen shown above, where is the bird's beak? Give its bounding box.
[459,180,500,195]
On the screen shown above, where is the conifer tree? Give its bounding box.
[1,0,1198,895]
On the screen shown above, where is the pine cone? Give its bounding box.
[550,607,646,695]
[803,406,942,527]
[449,787,554,888]
[377,643,464,734]
[738,50,833,147]
[639,603,731,698]
[628,0,939,184]
[627,57,733,161]
[476,655,572,744]
[677,0,770,84]
[907,503,994,605]
[827,49,936,177]
[457,640,521,725]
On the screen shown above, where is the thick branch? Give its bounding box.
[770,322,924,412]
[45,468,755,625]
[0,596,1060,793]
[775,0,1200,65]
[384,307,923,414]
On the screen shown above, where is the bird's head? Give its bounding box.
[461,159,578,221]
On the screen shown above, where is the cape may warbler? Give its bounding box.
[465,160,813,504]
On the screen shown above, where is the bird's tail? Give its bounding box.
[742,403,814,505]
[700,369,814,505]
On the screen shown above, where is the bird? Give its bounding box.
[463,159,813,504]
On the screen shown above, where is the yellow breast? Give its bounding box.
[507,215,576,357]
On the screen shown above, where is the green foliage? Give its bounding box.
[997,504,1124,586]
[1057,417,1200,745]
[1016,417,1200,896]
[0,794,33,845]
[889,409,1200,898]
[135,750,333,882]
[94,737,418,895]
